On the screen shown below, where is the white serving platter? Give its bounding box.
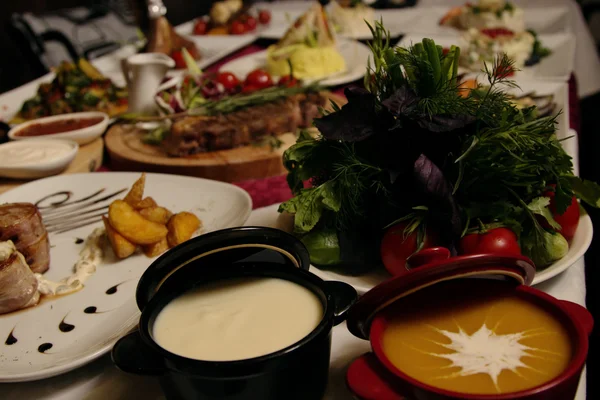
[0,172,251,382]
[398,32,575,81]
[219,38,371,87]
[406,6,571,36]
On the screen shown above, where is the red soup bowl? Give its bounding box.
[345,248,593,400]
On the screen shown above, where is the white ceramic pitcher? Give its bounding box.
[122,53,175,115]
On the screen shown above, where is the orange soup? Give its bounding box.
[380,280,572,395]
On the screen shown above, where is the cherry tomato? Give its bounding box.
[380,222,439,277]
[544,189,580,242]
[193,18,208,35]
[459,228,521,256]
[258,10,271,25]
[170,50,186,69]
[244,69,273,89]
[217,72,241,92]
[230,20,247,35]
[244,16,257,32]
[278,75,299,87]
[242,84,259,93]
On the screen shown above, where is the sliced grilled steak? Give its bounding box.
[0,203,50,273]
[0,241,40,315]
[165,92,326,157]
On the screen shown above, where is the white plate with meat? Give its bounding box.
[218,39,371,87]
[0,172,252,382]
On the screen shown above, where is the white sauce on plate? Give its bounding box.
[0,141,74,167]
[153,277,324,361]
[35,228,105,296]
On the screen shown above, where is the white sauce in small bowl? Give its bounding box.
[152,277,324,361]
[0,139,78,179]
[0,141,74,166]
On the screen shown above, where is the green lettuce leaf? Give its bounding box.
[564,175,600,208]
[278,181,341,233]
[527,197,561,230]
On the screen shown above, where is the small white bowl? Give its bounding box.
[8,111,109,145]
[0,139,79,179]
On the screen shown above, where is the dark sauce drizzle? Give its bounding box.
[58,315,75,332]
[38,343,53,353]
[106,280,129,295]
[84,306,98,314]
[75,238,84,244]
[5,328,17,345]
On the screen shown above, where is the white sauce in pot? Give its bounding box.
[152,277,324,361]
[0,141,74,166]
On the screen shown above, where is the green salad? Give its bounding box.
[278,22,600,273]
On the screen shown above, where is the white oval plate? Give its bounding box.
[251,201,592,294]
[218,39,371,87]
[0,172,252,382]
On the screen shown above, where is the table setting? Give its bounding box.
[1,0,599,399]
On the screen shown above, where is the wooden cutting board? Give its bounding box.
[0,138,104,195]
[105,92,347,182]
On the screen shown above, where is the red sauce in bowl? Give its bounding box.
[16,117,104,137]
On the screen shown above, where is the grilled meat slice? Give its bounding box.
[164,92,326,157]
[0,241,40,315]
[0,203,50,274]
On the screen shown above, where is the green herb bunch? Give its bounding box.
[279,21,600,269]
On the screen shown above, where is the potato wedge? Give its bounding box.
[133,197,157,210]
[102,216,136,259]
[108,200,168,245]
[142,237,169,258]
[167,212,201,247]
[123,173,146,206]
[139,206,172,225]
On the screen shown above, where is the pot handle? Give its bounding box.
[324,281,358,326]
[347,353,406,400]
[112,330,166,376]
[560,300,594,336]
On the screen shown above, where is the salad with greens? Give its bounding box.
[278,22,600,274]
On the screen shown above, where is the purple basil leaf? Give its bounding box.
[314,87,382,142]
[413,154,462,239]
[381,87,419,116]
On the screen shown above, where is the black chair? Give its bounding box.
[8,13,81,77]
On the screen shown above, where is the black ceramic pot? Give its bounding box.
[112,227,358,400]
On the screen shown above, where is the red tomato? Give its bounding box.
[193,19,208,35]
[380,222,439,277]
[244,16,257,31]
[278,75,299,87]
[242,84,259,93]
[217,72,241,92]
[545,190,580,242]
[245,69,273,89]
[258,10,271,25]
[170,50,186,69]
[459,228,521,256]
[230,20,247,35]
